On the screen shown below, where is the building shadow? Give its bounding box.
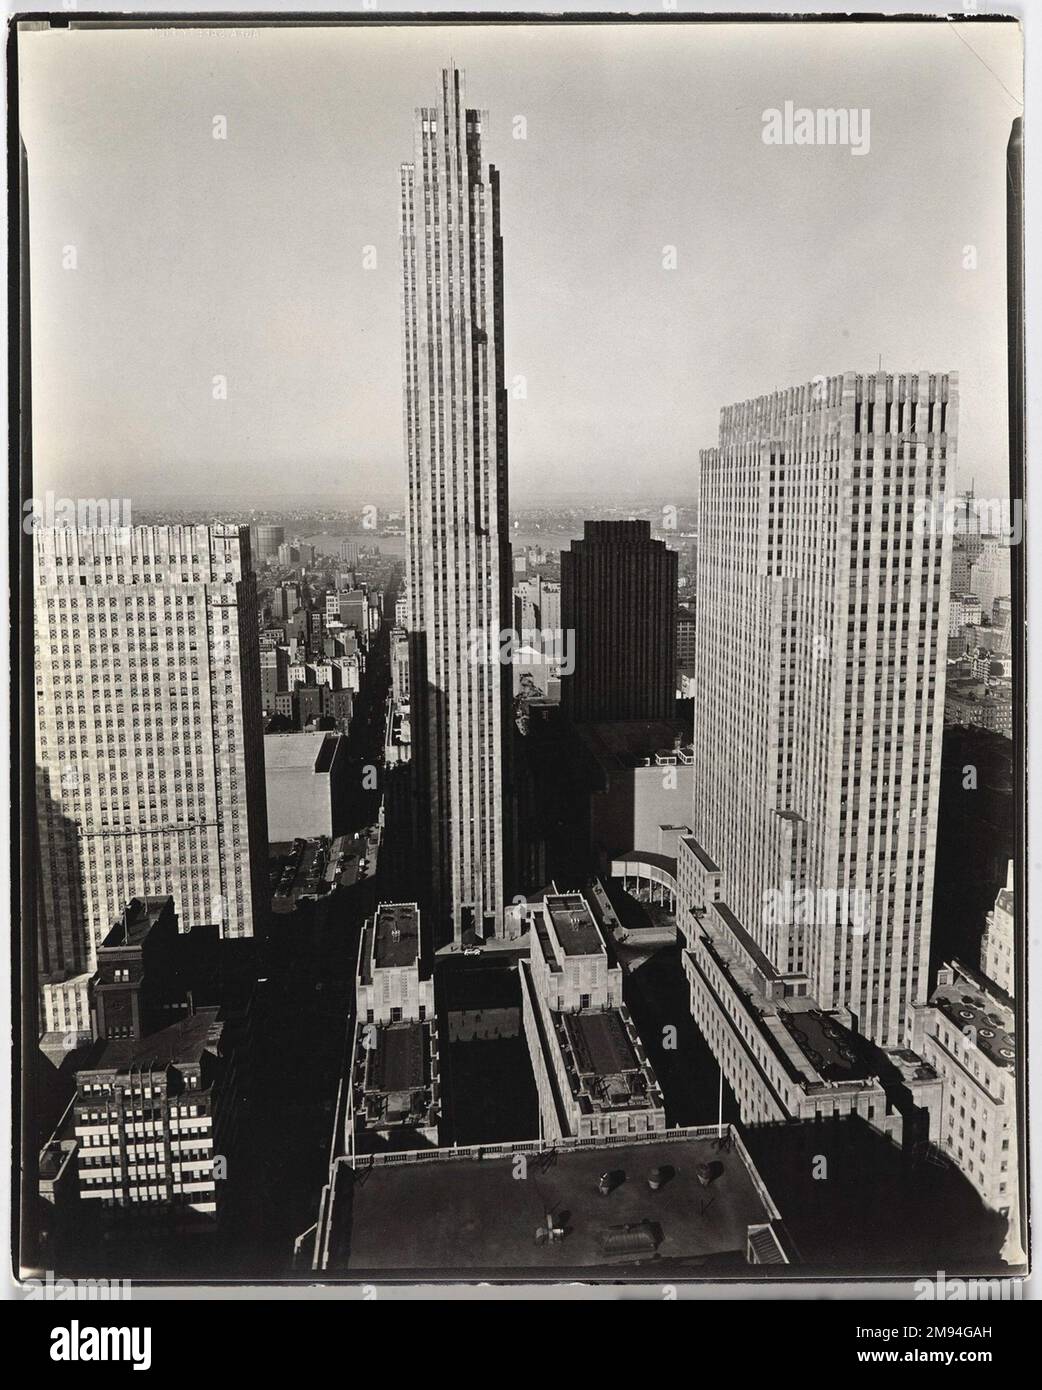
[930,726,1013,976]
[739,1114,1009,1276]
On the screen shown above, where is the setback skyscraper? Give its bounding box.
[400,66,513,944]
[34,524,269,1037]
[678,372,956,1128]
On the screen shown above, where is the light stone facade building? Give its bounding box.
[520,891,666,1142]
[34,524,269,1034]
[981,862,1015,998]
[910,961,1018,1222]
[348,903,439,1148]
[680,372,956,1133]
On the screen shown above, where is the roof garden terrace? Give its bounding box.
[691,905,883,1098]
[350,1017,440,1138]
[932,967,1015,1072]
[555,1004,664,1117]
[545,893,605,957]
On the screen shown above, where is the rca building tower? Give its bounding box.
[400,67,513,945]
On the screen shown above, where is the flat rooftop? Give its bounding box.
[712,901,777,985]
[263,730,341,772]
[776,1009,876,1083]
[546,893,603,956]
[573,719,693,772]
[354,1019,438,1133]
[329,1133,778,1274]
[566,1009,638,1078]
[933,972,1015,1071]
[85,1007,223,1074]
[99,895,173,949]
[693,912,878,1094]
[681,836,720,874]
[366,1021,428,1094]
[271,837,333,907]
[372,902,421,970]
[547,998,662,1116]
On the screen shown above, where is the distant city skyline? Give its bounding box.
[102,487,702,512]
[19,21,1020,505]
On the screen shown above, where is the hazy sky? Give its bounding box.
[19,19,1022,506]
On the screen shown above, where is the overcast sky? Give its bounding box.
[19,19,1022,507]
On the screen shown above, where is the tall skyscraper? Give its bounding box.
[400,66,512,944]
[34,524,269,1034]
[561,520,677,722]
[679,372,956,1125]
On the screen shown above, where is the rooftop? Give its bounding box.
[693,910,881,1095]
[272,827,378,904]
[263,730,342,773]
[354,1018,439,1133]
[932,967,1015,1071]
[372,902,421,970]
[566,1009,638,1078]
[557,1007,663,1116]
[327,1131,781,1274]
[546,893,604,957]
[776,1008,876,1083]
[681,836,721,875]
[366,1021,428,1094]
[99,895,174,950]
[85,1007,224,1075]
[572,719,693,772]
[271,837,332,907]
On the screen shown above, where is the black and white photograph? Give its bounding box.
[7,3,1032,1330]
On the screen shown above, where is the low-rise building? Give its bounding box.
[39,895,246,1225]
[71,1008,238,1220]
[910,960,1018,1219]
[677,835,942,1146]
[520,891,665,1141]
[945,677,1013,738]
[347,903,439,1150]
[567,719,695,870]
